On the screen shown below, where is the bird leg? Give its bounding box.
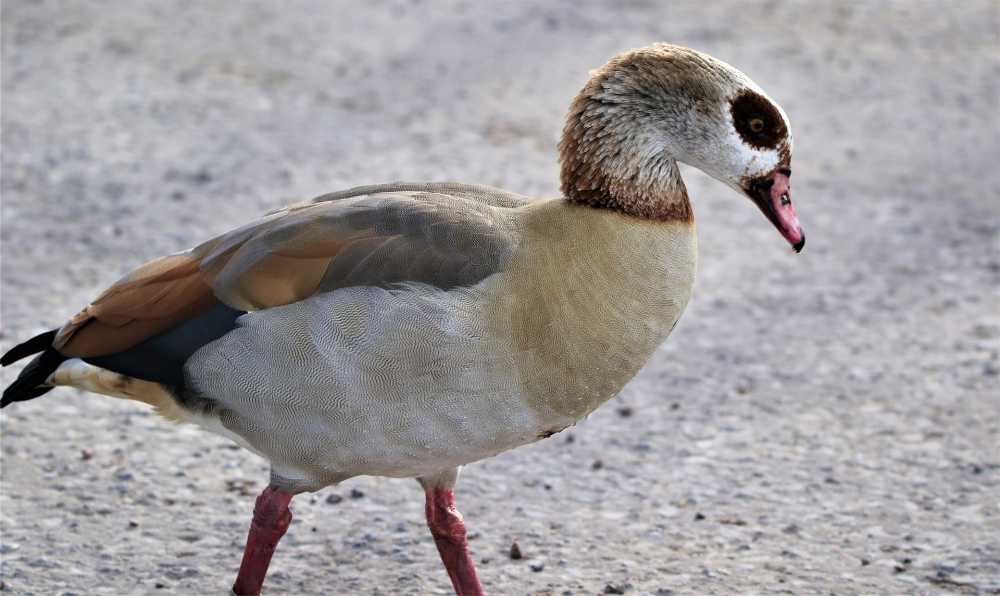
[232,485,293,596]
[423,483,484,596]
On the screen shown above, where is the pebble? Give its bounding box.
[509,540,523,560]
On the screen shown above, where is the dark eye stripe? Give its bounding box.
[730,89,787,150]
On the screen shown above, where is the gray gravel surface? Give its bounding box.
[2,1,999,594]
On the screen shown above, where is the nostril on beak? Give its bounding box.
[780,193,790,206]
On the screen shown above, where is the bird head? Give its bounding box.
[560,43,803,251]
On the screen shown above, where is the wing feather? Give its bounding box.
[56,183,526,359]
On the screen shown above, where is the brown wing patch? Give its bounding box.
[54,226,382,356]
[730,89,787,150]
[56,254,218,357]
[213,252,337,310]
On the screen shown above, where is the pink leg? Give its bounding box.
[424,486,484,596]
[232,485,294,596]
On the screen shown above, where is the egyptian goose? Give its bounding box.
[1,43,802,595]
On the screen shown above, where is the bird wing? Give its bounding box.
[55,182,529,359]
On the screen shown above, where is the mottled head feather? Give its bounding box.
[559,43,792,219]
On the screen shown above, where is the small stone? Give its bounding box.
[155,582,167,589]
[80,449,94,461]
[972,323,1000,339]
[225,479,255,496]
[128,520,139,529]
[509,540,523,560]
[325,493,344,505]
[693,512,706,521]
[591,459,604,471]
[529,559,545,572]
[860,558,871,566]
[192,168,212,185]
[349,488,365,500]
[604,582,630,594]
[616,406,633,417]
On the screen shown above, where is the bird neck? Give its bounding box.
[558,89,692,222]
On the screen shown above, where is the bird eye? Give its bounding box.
[730,90,786,149]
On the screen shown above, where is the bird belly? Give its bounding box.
[185,283,572,488]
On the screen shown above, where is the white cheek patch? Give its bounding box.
[718,125,782,180]
[739,143,781,179]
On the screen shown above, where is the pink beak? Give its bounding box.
[744,168,805,252]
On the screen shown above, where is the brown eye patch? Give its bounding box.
[730,89,786,149]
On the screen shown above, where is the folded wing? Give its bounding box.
[56,183,527,360]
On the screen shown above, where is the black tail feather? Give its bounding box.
[1,329,58,366]
[2,330,65,408]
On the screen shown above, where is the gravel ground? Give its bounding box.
[2,1,998,594]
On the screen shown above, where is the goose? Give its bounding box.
[1,43,803,595]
